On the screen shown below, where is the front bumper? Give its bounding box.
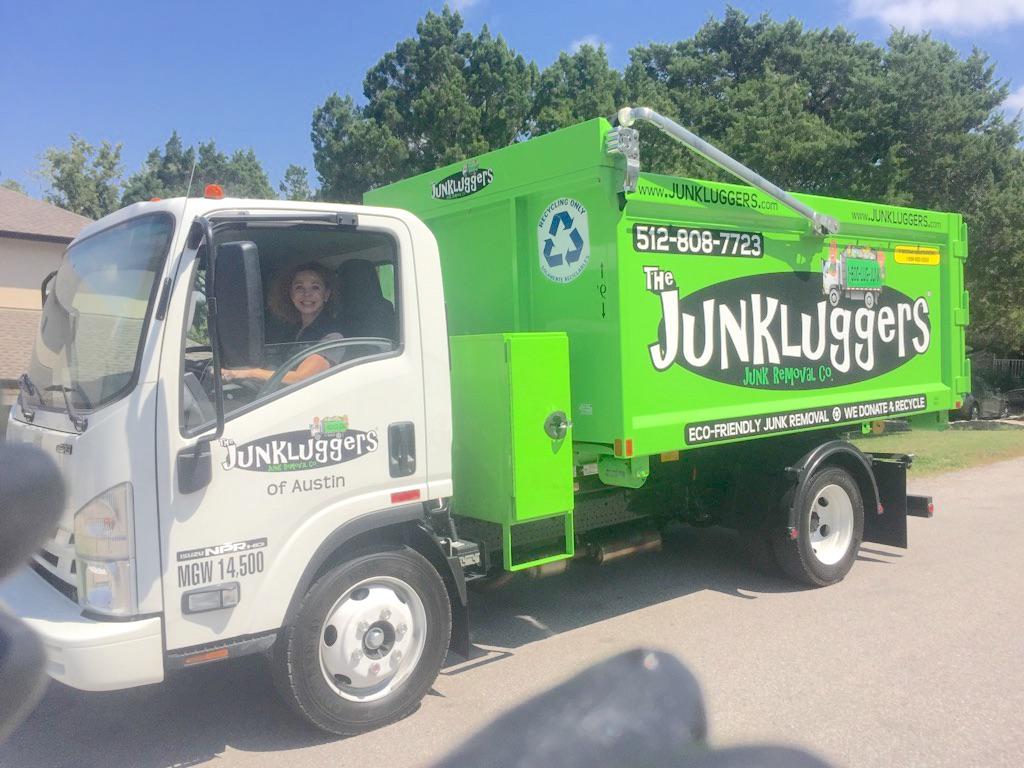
[0,566,164,691]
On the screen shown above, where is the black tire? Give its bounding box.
[272,546,451,735]
[828,288,841,307]
[864,291,875,309]
[772,467,864,587]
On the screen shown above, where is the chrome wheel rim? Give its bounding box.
[318,576,427,702]
[808,484,855,566]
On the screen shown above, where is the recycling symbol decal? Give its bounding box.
[537,197,589,283]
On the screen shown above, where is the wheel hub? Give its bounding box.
[807,484,855,566]
[318,576,427,702]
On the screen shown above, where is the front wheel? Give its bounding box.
[273,546,451,735]
[773,467,864,587]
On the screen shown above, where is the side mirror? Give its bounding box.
[39,270,57,307]
[212,241,265,368]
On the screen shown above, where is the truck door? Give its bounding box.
[155,213,427,653]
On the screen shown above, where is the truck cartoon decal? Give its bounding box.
[823,240,886,308]
[220,419,379,472]
[646,269,931,389]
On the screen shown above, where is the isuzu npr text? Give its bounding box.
[1,108,968,734]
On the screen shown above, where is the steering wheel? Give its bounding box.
[184,346,215,386]
[258,337,394,396]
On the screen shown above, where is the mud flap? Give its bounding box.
[445,554,472,659]
[864,456,909,548]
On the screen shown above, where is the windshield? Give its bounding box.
[27,212,174,411]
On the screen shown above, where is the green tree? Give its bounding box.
[623,11,888,193]
[39,135,122,218]
[312,7,535,201]
[121,133,274,204]
[1,178,26,194]
[533,45,623,134]
[279,164,314,201]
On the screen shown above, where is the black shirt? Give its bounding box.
[295,311,346,365]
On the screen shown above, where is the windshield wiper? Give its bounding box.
[17,374,39,423]
[44,385,88,433]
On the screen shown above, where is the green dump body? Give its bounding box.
[367,118,969,461]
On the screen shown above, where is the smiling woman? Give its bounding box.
[221,262,341,386]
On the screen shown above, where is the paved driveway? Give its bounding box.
[3,459,1022,767]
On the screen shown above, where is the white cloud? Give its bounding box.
[1004,85,1024,111]
[570,34,605,53]
[850,0,1024,32]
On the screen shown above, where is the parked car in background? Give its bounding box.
[1004,388,1024,415]
[951,380,1008,420]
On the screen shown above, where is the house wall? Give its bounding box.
[0,236,64,310]
[0,236,66,390]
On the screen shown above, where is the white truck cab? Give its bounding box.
[2,195,470,734]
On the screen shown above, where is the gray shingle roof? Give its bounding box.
[0,187,92,242]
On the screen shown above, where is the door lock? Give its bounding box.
[544,411,571,441]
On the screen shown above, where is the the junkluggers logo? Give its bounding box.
[644,268,931,389]
[221,415,378,472]
[431,165,494,200]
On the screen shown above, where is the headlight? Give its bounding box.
[74,483,137,616]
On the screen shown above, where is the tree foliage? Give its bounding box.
[121,132,275,204]
[279,164,314,201]
[533,45,623,134]
[1,178,26,194]
[40,136,122,219]
[312,8,535,201]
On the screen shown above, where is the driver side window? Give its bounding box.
[179,227,401,436]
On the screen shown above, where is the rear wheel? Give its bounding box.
[273,546,451,735]
[773,467,864,587]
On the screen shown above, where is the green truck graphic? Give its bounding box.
[823,240,886,308]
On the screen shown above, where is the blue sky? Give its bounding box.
[4,0,1024,198]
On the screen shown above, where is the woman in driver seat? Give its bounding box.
[222,262,343,386]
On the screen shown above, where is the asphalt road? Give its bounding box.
[3,458,1023,768]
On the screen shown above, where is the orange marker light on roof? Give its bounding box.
[149,197,161,202]
[204,183,225,199]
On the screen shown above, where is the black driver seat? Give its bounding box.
[335,259,396,341]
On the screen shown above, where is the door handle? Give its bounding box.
[177,442,212,494]
[544,411,571,441]
[388,422,416,478]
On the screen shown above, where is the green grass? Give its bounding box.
[852,425,1024,476]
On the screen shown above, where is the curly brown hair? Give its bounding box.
[267,261,335,325]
